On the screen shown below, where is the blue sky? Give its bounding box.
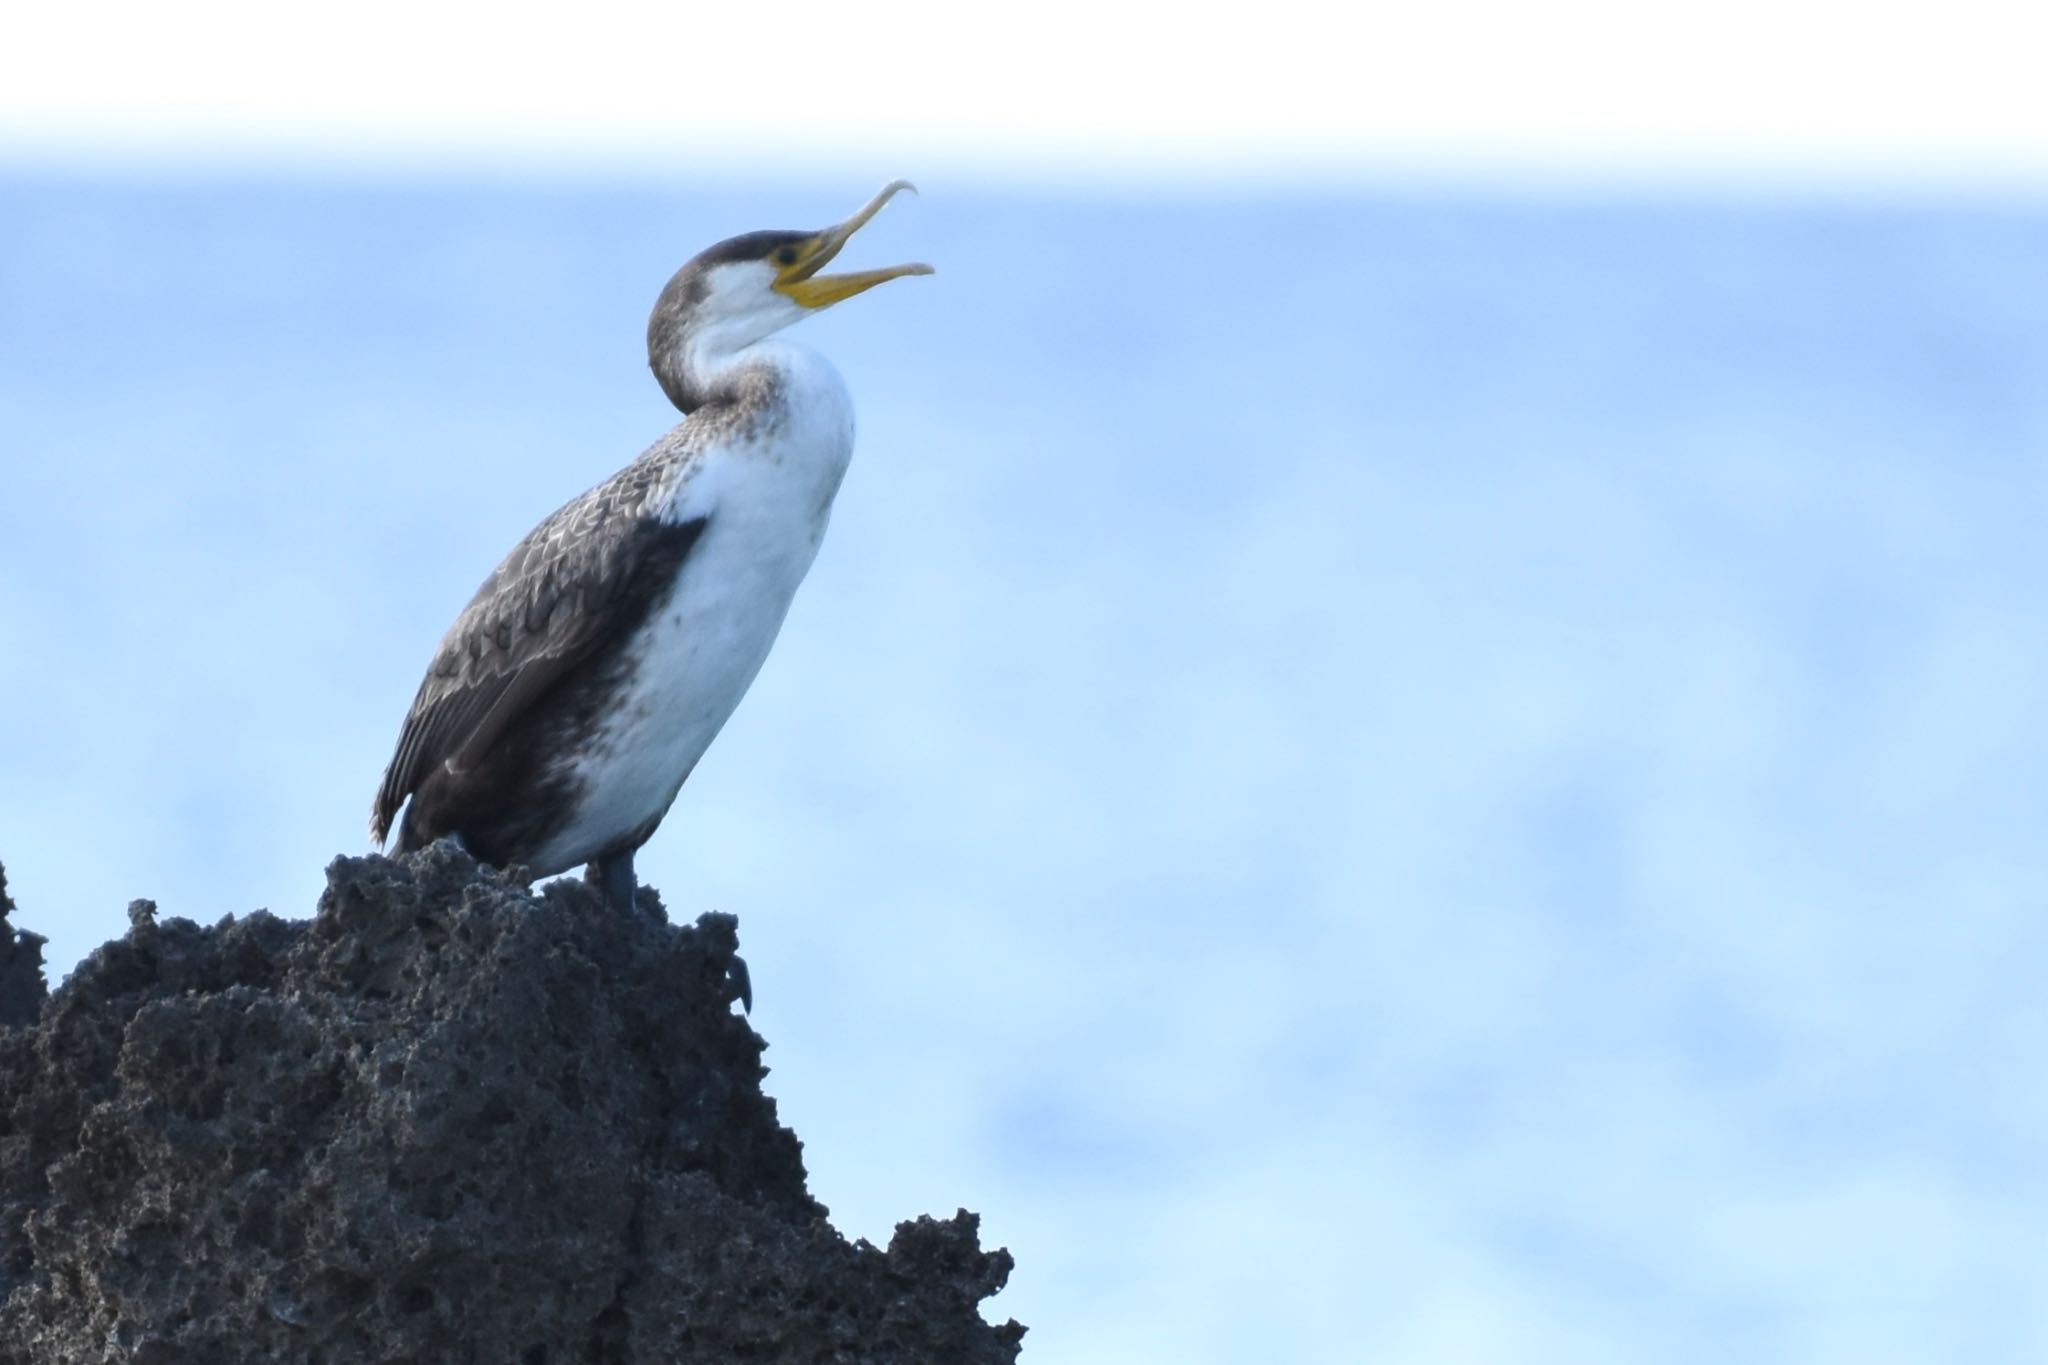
[3,174,2045,1363]
[5,8,2048,1357]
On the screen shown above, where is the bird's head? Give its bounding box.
[648,180,932,410]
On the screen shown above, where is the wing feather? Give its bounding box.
[371,455,707,845]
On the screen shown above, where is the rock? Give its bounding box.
[0,844,1023,1363]
[0,863,46,1029]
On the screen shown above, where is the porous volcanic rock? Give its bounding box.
[0,844,1023,1363]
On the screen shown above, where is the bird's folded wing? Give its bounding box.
[371,476,709,844]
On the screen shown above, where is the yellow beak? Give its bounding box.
[773,180,934,310]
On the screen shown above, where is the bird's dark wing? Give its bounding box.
[371,462,708,845]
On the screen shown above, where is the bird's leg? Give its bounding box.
[587,850,638,913]
[583,849,750,1011]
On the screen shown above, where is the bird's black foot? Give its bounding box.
[587,851,638,914]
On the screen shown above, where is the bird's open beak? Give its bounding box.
[774,180,934,309]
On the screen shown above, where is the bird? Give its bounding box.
[371,181,932,932]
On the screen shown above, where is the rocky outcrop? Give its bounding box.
[0,845,1022,1363]
[0,865,45,1029]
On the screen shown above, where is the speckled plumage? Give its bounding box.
[369,437,713,868]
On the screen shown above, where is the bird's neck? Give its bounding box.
[652,336,854,461]
[643,338,855,523]
[656,328,809,414]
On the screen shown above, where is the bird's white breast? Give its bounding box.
[533,344,855,872]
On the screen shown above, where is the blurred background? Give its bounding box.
[4,2,2047,1360]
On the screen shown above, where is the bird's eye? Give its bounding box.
[775,247,798,266]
